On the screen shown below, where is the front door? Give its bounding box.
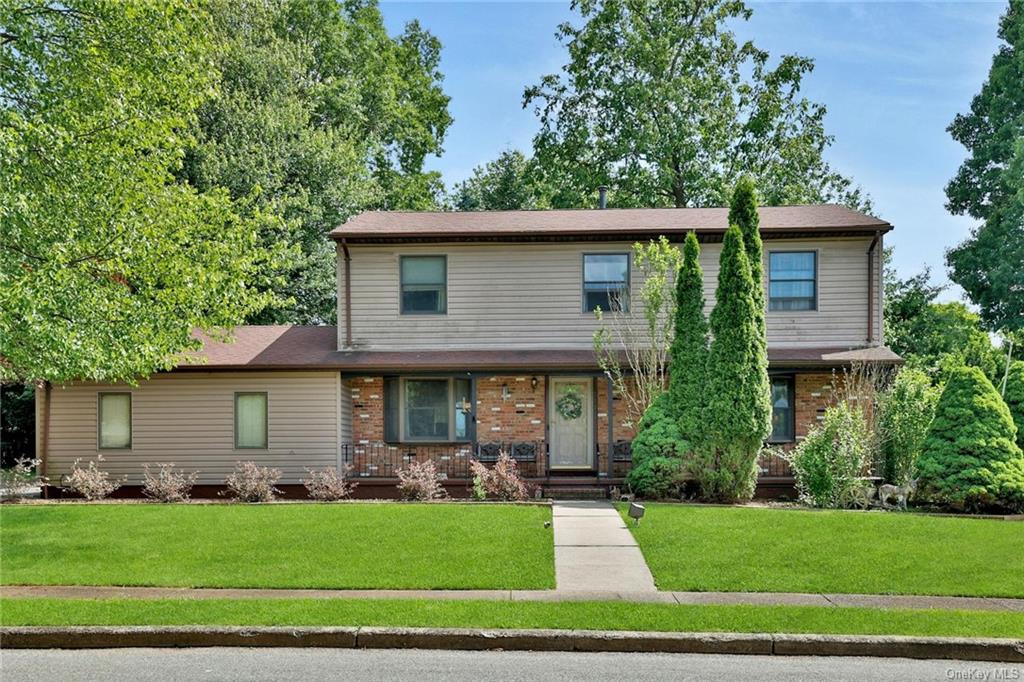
[549,377,593,470]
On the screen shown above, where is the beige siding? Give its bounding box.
[339,377,353,443]
[339,237,882,351]
[46,371,339,484]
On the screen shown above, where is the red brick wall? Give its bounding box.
[475,375,546,442]
[350,376,384,444]
[794,372,837,443]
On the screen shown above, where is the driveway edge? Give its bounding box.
[2,626,1022,661]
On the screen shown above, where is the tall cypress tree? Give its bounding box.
[695,225,772,502]
[668,231,708,452]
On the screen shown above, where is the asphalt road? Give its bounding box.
[2,648,1022,682]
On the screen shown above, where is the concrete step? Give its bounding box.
[544,487,608,500]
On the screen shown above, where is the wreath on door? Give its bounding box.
[556,386,584,420]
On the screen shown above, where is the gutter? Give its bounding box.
[340,238,353,349]
[866,231,881,345]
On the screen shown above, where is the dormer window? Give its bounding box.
[400,255,447,314]
[768,251,817,311]
[583,253,630,312]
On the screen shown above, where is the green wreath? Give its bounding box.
[556,387,583,420]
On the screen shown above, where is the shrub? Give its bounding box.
[1,457,46,502]
[1004,360,1024,451]
[223,461,282,503]
[396,460,448,501]
[66,455,125,501]
[627,456,686,499]
[916,365,1024,512]
[303,466,356,501]
[626,393,683,497]
[469,452,530,501]
[785,401,871,508]
[668,231,708,450]
[877,367,940,484]
[141,463,198,503]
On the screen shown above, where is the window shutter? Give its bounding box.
[383,377,399,443]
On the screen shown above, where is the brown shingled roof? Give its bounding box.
[331,205,891,243]
[178,326,901,371]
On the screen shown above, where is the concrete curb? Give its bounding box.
[2,626,1022,662]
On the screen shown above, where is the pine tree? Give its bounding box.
[916,365,1024,511]
[694,225,772,502]
[668,231,708,452]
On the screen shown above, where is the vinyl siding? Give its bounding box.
[338,237,883,351]
[45,371,339,484]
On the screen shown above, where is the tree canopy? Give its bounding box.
[523,0,870,211]
[448,150,551,211]
[945,0,1023,333]
[1,1,275,383]
[183,0,452,324]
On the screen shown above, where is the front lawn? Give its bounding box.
[619,504,1024,597]
[2,598,1022,639]
[0,503,554,590]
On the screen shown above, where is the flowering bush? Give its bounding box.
[469,452,530,501]
[66,455,125,501]
[141,463,198,503]
[223,461,282,502]
[1,457,46,502]
[396,460,448,501]
[303,466,356,501]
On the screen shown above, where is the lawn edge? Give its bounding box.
[2,626,1022,662]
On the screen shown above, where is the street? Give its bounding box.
[2,648,1021,681]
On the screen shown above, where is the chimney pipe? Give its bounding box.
[598,186,608,209]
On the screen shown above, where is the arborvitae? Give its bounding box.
[916,365,1024,512]
[694,225,772,502]
[1002,360,1024,451]
[667,231,708,452]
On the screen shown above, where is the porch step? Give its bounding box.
[543,486,609,501]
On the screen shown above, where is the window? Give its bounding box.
[769,251,817,311]
[400,255,446,314]
[235,392,268,449]
[769,377,795,443]
[583,253,630,312]
[98,393,131,449]
[384,377,472,442]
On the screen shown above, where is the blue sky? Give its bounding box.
[380,1,1007,297]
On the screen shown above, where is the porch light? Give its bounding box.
[531,376,539,390]
[628,502,646,526]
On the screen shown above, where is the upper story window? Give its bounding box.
[98,392,132,449]
[400,255,447,314]
[583,253,630,312]
[768,376,795,443]
[384,377,472,443]
[235,392,268,449]
[768,251,817,311]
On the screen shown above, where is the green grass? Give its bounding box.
[619,504,1024,598]
[0,503,554,590]
[2,598,1022,639]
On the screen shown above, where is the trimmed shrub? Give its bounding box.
[916,365,1024,511]
[396,460,448,501]
[626,392,683,497]
[627,456,686,500]
[877,367,940,484]
[1005,360,1024,451]
[303,466,356,501]
[1,457,45,502]
[785,401,871,508]
[224,461,282,502]
[141,463,198,503]
[66,456,125,501]
[469,452,530,501]
[668,231,707,452]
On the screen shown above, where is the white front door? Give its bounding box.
[549,377,593,470]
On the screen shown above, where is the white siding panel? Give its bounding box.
[341,238,879,350]
[46,371,339,484]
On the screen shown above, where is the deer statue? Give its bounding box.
[877,479,917,511]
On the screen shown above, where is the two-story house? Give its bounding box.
[36,205,900,497]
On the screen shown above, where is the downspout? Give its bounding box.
[340,238,353,349]
[38,380,51,499]
[866,231,881,345]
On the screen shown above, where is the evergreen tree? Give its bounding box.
[916,365,1024,512]
[625,393,685,498]
[667,232,708,452]
[1005,360,1024,450]
[694,225,772,502]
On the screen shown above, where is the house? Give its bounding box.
[36,205,900,498]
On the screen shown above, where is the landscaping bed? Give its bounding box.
[619,504,1024,597]
[0,503,554,590]
[2,598,1022,639]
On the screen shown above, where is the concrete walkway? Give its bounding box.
[551,500,657,593]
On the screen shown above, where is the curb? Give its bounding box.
[2,626,1022,662]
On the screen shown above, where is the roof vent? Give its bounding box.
[598,185,608,209]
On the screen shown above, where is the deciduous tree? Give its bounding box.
[449,150,550,211]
